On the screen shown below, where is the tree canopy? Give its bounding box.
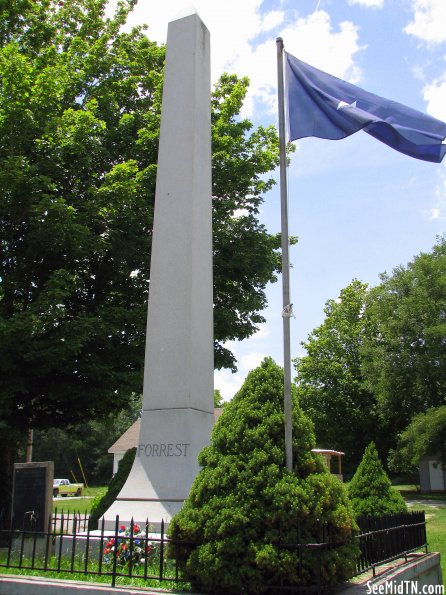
[389,405,446,476]
[0,0,281,438]
[295,280,383,473]
[362,236,446,433]
[32,392,141,486]
[296,238,446,473]
[169,358,358,594]
[0,0,282,517]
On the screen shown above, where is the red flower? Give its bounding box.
[133,524,140,533]
[120,525,126,531]
[145,545,152,554]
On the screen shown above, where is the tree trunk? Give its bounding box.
[0,435,17,530]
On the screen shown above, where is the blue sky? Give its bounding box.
[115,0,446,399]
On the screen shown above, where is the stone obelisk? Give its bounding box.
[103,9,214,527]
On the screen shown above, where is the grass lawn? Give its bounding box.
[395,484,446,502]
[0,560,190,592]
[407,504,446,586]
[52,486,106,515]
[393,486,446,587]
[425,506,446,585]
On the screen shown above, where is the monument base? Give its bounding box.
[102,407,214,530]
[102,499,183,531]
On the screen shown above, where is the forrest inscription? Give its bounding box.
[138,443,191,457]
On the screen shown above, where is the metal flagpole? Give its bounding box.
[276,37,293,472]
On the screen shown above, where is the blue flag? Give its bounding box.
[285,52,446,163]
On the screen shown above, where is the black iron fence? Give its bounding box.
[0,515,190,588]
[52,508,89,534]
[0,511,427,592]
[355,511,427,576]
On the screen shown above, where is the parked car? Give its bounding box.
[53,478,83,497]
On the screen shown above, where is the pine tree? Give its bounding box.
[348,442,407,518]
[169,359,358,594]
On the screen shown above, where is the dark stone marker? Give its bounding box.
[11,462,54,532]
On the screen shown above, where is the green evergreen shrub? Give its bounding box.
[169,358,358,594]
[348,442,407,518]
[89,447,136,529]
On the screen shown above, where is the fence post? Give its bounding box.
[98,517,105,575]
[111,515,119,588]
[44,514,51,570]
[57,512,64,572]
[159,519,165,581]
[69,515,77,572]
[144,518,149,579]
[128,518,134,577]
[84,517,92,573]
[422,511,428,553]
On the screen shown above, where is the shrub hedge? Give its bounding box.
[169,358,358,594]
[89,446,136,530]
[348,442,407,518]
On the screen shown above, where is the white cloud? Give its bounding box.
[253,324,270,340]
[214,369,244,402]
[108,1,364,118]
[236,10,364,117]
[259,10,284,33]
[112,0,271,82]
[405,0,446,44]
[429,207,442,220]
[404,2,446,122]
[213,339,269,401]
[348,0,384,8]
[423,71,446,121]
[239,351,267,371]
[280,12,363,82]
[426,172,446,220]
[213,351,266,401]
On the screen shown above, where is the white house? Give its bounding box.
[419,455,446,492]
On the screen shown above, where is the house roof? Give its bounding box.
[108,420,141,454]
[108,408,225,454]
[312,448,345,457]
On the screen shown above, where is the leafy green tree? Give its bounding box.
[362,237,446,433]
[213,389,224,408]
[169,358,358,594]
[0,0,163,516]
[348,443,407,518]
[295,280,384,473]
[0,0,281,514]
[211,73,284,370]
[32,393,141,485]
[389,406,446,477]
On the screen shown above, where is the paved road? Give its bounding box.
[407,498,446,508]
[53,496,93,501]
